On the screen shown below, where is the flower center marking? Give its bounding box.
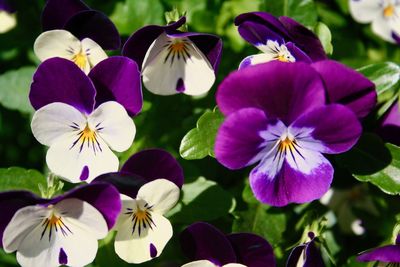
[125,203,156,237]
[164,39,191,65]
[384,4,395,17]
[72,50,87,70]
[274,134,304,164]
[70,123,103,154]
[40,213,72,242]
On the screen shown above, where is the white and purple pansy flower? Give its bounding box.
[0,183,121,267]
[235,12,327,69]
[286,232,325,267]
[30,57,142,183]
[357,234,400,265]
[180,222,276,267]
[122,16,222,96]
[349,0,400,43]
[95,149,184,264]
[0,0,16,34]
[215,61,374,206]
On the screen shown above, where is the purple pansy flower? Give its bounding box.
[379,101,400,145]
[215,62,364,206]
[235,12,326,69]
[0,183,121,267]
[357,234,400,265]
[30,57,142,183]
[0,0,16,33]
[180,222,276,267]
[95,149,184,264]
[286,232,325,267]
[122,17,222,96]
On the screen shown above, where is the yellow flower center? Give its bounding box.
[80,124,96,143]
[278,137,296,152]
[72,51,87,70]
[277,54,290,62]
[170,41,185,53]
[384,4,395,17]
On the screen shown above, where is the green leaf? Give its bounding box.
[232,204,286,246]
[0,167,45,195]
[264,0,317,27]
[358,62,400,99]
[0,66,35,114]
[315,22,333,55]
[110,0,164,35]
[179,108,224,160]
[167,177,235,223]
[336,134,400,195]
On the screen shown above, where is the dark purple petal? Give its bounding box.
[379,102,400,145]
[168,32,223,72]
[312,60,376,118]
[180,222,237,265]
[122,17,186,69]
[215,108,268,170]
[121,149,184,188]
[64,10,121,50]
[228,233,276,267]
[30,58,96,114]
[93,172,147,199]
[292,104,362,154]
[357,245,400,262]
[286,245,306,267]
[279,16,327,61]
[286,42,312,63]
[89,56,142,116]
[237,20,285,46]
[0,0,15,13]
[42,0,89,30]
[250,159,333,207]
[392,31,400,44]
[216,61,326,124]
[0,191,40,248]
[50,183,122,229]
[303,239,325,267]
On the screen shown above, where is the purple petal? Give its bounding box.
[50,183,122,229]
[180,222,237,265]
[292,104,362,154]
[41,0,89,30]
[379,102,400,145]
[0,0,15,13]
[250,159,333,207]
[279,16,327,61]
[93,172,147,199]
[215,108,269,170]
[122,17,186,69]
[121,149,184,188]
[312,60,376,118]
[89,56,142,116]
[286,245,306,267]
[64,10,121,50]
[227,233,276,267]
[237,20,285,46]
[286,42,312,63]
[357,245,400,262]
[0,191,40,248]
[30,58,96,114]
[216,61,326,124]
[303,239,325,267]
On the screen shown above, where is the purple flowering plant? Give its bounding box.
[2,0,400,267]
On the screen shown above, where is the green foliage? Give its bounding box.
[0,167,45,195]
[263,0,317,27]
[179,108,224,160]
[0,66,35,114]
[315,22,333,55]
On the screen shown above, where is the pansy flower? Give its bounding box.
[0,0,16,33]
[180,222,276,267]
[349,0,400,43]
[379,101,400,145]
[286,232,325,267]
[0,183,121,267]
[122,17,222,96]
[34,0,120,73]
[357,234,400,265]
[215,62,364,206]
[95,149,184,263]
[235,12,326,69]
[30,57,142,183]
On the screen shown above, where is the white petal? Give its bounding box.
[371,15,396,42]
[238,53,275,69]
[137,179,180,215]
[142,33,215,96]
[349,0,381,23]
[182,260,217,267]
[0,11,16,33]
[34,30,81,62]
[224,264,247,267]
[46,130,119,183]
[114,212,173,263]
[3,205,51,253]
[31,102,86,146]
[88,101,136,152]
[81,38,108,68]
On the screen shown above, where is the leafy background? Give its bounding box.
[1,0,400,266]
